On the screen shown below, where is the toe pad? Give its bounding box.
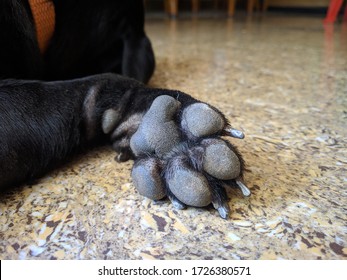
[203,139,241,180]
[131,158,166,200]
[167,161,212,207]
[182,103,225,137]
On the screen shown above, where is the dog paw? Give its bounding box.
[129,95,250,219]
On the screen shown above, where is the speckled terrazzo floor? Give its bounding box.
[1,13,346,260]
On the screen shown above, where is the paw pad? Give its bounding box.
[129,95,249,218]
[181,103,225,138]
[202,139,241,180]
[130,95,181,157]
[166,158,212,207]
[131,158,166,200]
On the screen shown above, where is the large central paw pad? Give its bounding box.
[130,95,250,219]
[130,95,181,157]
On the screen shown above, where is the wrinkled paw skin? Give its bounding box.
[128,95,250,219]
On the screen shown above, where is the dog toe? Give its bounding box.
[131,157,166,200]
[181,103,226,138]
[201,138,241,180]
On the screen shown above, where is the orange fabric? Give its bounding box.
[28,0,55,54]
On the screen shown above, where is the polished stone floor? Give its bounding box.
[0,13,346,259]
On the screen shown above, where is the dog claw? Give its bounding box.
[115,152,131,162]
[169,196,187,210]
[224,128,245,139]
[236,180,251,197]
[218,207,229,219]
[213,202,230,219]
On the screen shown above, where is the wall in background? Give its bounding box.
[266,0,330,8]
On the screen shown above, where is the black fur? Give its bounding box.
[0,1,248,217]
[0,0,155,82]
[0,0,156,189]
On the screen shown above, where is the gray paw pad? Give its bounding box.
[130,95,181,158]
[202,139,241,180]
[167,162,212,207]
[181,103,225,137]
[131,158,166,200]
[102,109,121,134]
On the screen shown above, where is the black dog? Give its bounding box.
[0,0,250,218]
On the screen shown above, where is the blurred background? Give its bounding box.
[143,0,346,21]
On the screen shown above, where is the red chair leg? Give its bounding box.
[324,0,343,23]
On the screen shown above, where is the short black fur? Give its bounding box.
[0,0,155,82]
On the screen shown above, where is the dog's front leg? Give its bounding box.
[0,73,141,189]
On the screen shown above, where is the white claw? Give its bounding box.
[213,202,230,219]
[116,153,123,162]
[225,128,245,139]
[170,197,186,210]
[217,206,229,219]
[236,180,251,197]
